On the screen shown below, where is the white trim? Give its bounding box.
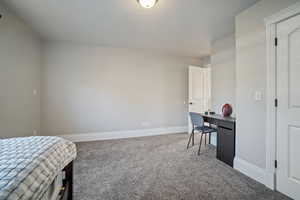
[234,157,267,186]
[203,64,211,68]
[265,2,300,191]
[58,126,188,142]
[265,21,277,190]
[264,1,300,25]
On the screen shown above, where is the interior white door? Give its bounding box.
[188,66,211,133]
[276,14,300,200]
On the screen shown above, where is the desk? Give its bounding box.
[201,114,236,167]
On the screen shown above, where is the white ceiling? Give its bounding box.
[3,0,259,57]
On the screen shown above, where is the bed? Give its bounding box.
[0,136,77,200]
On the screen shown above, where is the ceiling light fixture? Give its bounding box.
[137,0,158,8]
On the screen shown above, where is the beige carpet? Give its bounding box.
[73,133,290,200]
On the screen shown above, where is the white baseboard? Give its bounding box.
[264,171,275,190]
[234,157,268,186]
[58,126,188,142]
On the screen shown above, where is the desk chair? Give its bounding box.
[187,112,217,155]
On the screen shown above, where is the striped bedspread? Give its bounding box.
[0,136,76,200]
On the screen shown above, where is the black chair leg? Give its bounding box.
[187,129,194,149]
[198,133,203,155]
[192,129,194,146]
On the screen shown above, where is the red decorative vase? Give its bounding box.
[222,104,233,117]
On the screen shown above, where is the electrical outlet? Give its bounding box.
[33,130,37,136]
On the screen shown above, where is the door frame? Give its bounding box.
[265,2,300,190]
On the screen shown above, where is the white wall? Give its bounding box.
[41,41,200,136]
[200,56,211,67]
[235,0,299,169]
[0,5,42,138]
[211,34,236,115]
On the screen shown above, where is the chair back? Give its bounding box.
[189,112,204,127]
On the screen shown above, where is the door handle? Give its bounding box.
[189,102,193,105]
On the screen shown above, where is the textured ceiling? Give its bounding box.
[2,0,259,57]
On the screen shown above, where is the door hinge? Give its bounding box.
[275,99,278,107]
[275,37,278,46]
[275,160,278,169]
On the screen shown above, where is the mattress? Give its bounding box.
[0,136,76,200]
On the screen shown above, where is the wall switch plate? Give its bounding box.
[33,89,38,95]
[33,130,37,135]
[254,90,263,101]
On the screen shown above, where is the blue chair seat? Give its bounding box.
[194,126,217,133]
[187,112,218,155]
